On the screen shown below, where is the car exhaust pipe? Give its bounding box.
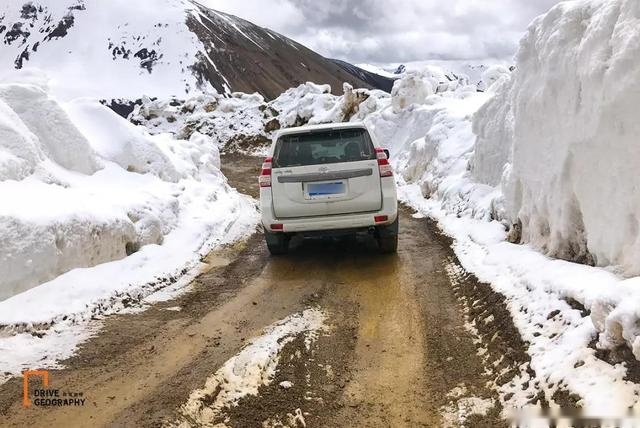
[368,227,376,234]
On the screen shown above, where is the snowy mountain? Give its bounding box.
[0,0,377,100]
[330,59,395,92]
[378,61,513,89]
[354,63,399,79]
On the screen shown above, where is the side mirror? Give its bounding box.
[383,149,390,160]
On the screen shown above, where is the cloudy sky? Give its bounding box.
[205,0,562,65]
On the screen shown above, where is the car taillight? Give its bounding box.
[259,156,272,187]
[375,148,393,177]
[374,215,388,223]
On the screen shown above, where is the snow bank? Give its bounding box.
[471,72,513,187]
[0,84,101,175]
[0,83,101,182]
[388,66,466,112]
[363,74,495,223]
[0,81,257,325]
[67,99,204,182]
[129,82,384,154]
[477,65,511,93]
[0,96,42,181]
[470,0,640,361]
[503,0,640,272]
[390,70,435,113]
[270,82,336,126]
[131,92,269,152]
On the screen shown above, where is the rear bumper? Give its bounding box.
[264,210,398,233]
[260,179,398,233]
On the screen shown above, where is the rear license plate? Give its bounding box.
[305,181,346,198]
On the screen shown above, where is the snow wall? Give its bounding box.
[474,0,640,275]
[0,80,254,303]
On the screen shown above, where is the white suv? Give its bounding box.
[259,122,398,255]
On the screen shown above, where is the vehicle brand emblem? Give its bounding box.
[318,166,329,173]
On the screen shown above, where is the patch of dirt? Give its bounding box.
[563,297,590,317]
[221,134,271,156]
[219,152,262,199]
[446,257,532,385]
[208,201,510,428]
[264,118,280,133]
[589,338,640,383]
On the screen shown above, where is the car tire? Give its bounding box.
[265,230,289,255]
[377,217,399,253]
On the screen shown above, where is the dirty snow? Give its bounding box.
[174,308,327,427]
[129,81,379,154]
[441,384,494,428]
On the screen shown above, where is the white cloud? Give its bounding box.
[204,0,563,63]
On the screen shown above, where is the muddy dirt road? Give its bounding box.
[0,154,525,427]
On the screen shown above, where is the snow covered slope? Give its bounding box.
[355,63,399,79]
[331,59,395,92]
[381,61,500,86]
[0,0,207,100]
[0,0,375,100]
[0,77,258,378]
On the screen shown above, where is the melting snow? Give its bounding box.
[441,384,494,428]
[174,308,327,427]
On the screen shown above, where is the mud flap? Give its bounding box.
[376,216,399,238]
[376,217,399,253]
[265,230,289,255]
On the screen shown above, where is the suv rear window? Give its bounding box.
[273,128,376,168]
